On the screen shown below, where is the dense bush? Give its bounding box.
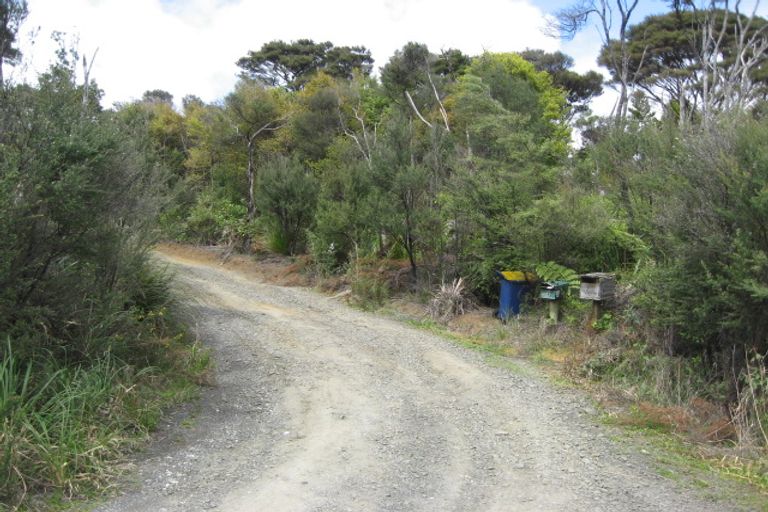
[182,190,252,245]
[310,147,378,272]
[0,62,172,362]
[623,117,768,368]
[0,53,209,506]
[256,155,318,255]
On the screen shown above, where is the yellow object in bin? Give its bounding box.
[500,271,537,282]
[500,271,525,281]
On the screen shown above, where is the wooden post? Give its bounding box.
[590,301,602,326]
[548,301,560,323]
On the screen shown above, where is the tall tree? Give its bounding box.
[323,45,374,80]
[142,88,174,105]
[236,39,373,91]
[519,49,603,117]
[548,0,640,121]
[372,110,438,280]
[598,8,768,120]
[182,98,234,187]
[460,52,571,148]
[380,42,451,131]
[443,53,570,292]
[0,0,27,84]
[433,48,472,80]
[224,79,289,249]
[288,73,343,163]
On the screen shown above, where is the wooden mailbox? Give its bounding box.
[579,273,616,302]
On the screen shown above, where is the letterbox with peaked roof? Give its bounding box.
[579,273,616,302]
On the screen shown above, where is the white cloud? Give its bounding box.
[18,0,570,108]
[23,0,767,117]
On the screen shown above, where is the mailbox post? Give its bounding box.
[539,280,569,322]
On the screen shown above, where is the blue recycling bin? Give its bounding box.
[496,271,529,321]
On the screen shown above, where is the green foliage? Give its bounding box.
[517,192,649,271]
[371,110,446,278]
[227,79,288,132]
[443,175,634,300]
[0,330,209,507]
[590,343,719,406]
[256,156,318,255]
[433,48,471,80]
[0,58,172,361]
[289,73,343,163]
[519,48,603,116]
[0,47,214,506]
[432,55,573,297]
[350,273,390,310]
[182,191,251,245]
[380,42,433,100]
[464,52,570,147]
[625,116,768,361]
[535,261,580,287]
[236,39,373,91]
[310,141,378,272]
[379,42,458,130]
[592,312,615,332]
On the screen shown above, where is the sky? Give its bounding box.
[12,0,699,113]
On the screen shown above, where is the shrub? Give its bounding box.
[309,154,378,273]
[183,191,252,246]
[257,156,318,255]
[0,51,211,507]
[630,116,768,362]
[350,274,390,310]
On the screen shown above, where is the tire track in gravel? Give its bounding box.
[94,251,751,512]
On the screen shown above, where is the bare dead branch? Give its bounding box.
[425,65,450,132]
[404,90,433,129]
[81,47,99,109]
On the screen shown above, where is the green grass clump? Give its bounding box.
[0,332,210,510]
[351,274,390,310]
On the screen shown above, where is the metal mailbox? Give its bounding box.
[579,273,616,302]
[540,280,569,301]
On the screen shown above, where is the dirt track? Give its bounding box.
[94,250,749,512]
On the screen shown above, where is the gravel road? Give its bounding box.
[94,251,748,512]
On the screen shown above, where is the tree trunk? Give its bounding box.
[246,140,256,223]
[404,211,417,282]
[406,233,417,281]
[243,138,256,252]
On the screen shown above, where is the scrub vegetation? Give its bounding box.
[0,3,209,509]
[2,0,768,507]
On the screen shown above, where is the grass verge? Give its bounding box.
[602,414,768,510]
[1,315,210,511]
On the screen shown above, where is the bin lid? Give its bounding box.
[500,271,526,281]
[499,271,537,282]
